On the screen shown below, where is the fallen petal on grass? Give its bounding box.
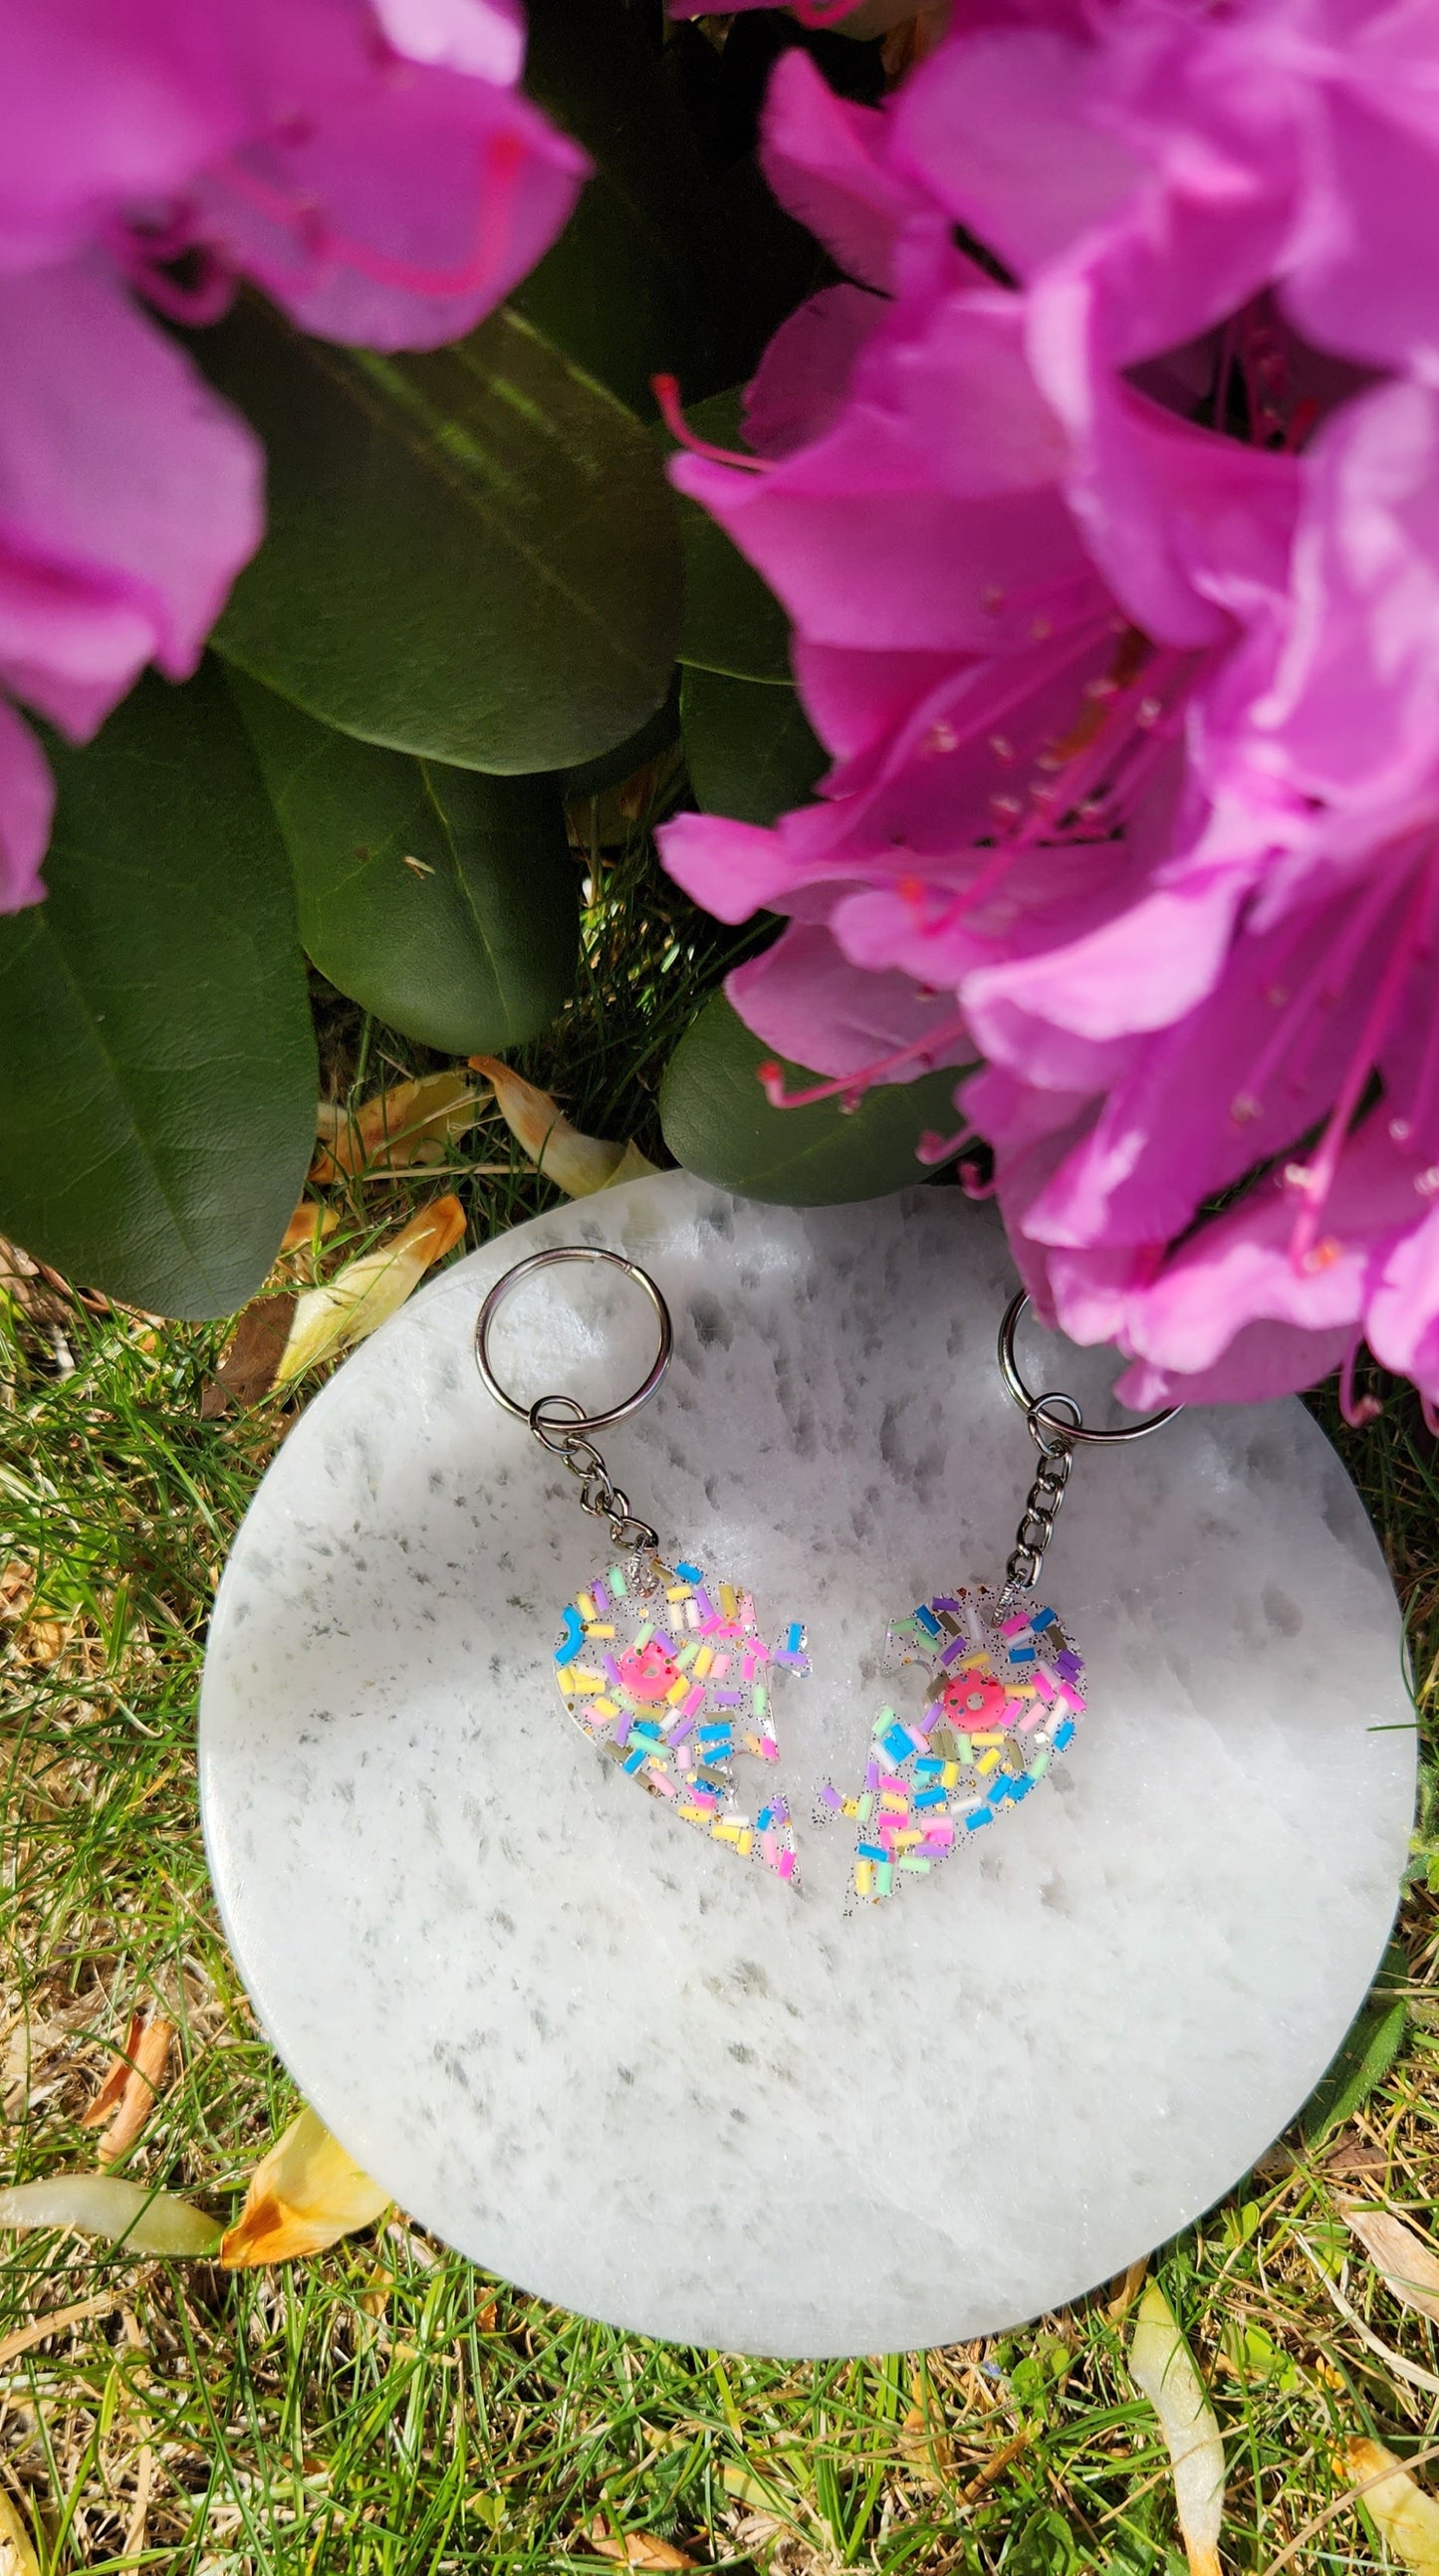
[0,2176,221,2256]
[276,1197,466,1385]
[585,2520,697,2567]
[1341,2202,1439,2325]
[0,2481,39,2576]
[1345,2440,1439,2571]
[220,2106,389,2267]
[470,1057,658,1196]
[94,2017,174,2168]
[78,2007,145,2131]
[313,1073,483,1181]
[202,1292,300,1413]
[279,1200,339,1255]
[1128,2280,1224,2576]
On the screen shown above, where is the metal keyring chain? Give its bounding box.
[475,1246,673,1550]
[997,1291,1179,1593]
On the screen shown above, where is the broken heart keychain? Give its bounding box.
[475,1246,808,1886]
[818,1292,1179,1907]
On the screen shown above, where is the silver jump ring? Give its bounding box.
[998,1290,1179,1446]
[475,1246,673,1433]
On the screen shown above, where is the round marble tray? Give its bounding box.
[199,1174,1415,2357]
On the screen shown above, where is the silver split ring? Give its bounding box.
[998,1289,1179,1447]
[475,1245,673,1433]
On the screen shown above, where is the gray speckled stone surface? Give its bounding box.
[199,1175,1415,2357]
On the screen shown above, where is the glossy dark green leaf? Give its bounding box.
[681,667,825,825]
[204,297,681,774]
[515,0,734,416]
[1301,1938,1410,2142]
[229,674,578,1055]
[660,991,964,1205]
[659,392,793,684]
[0,664,315,1317]
[560,672,681,802]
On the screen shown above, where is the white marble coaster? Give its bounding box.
[199,1176,1415,2357]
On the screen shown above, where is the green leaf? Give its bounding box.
[515,0,735,417]
[660,991,965,1205]
[681,667,826,825]
[660,392,793,684]
[560,673,681,802]
[229,674,578,1055]
[0,663,315,1319]
[203,296,681,775]
[1301,1935,1410,2141]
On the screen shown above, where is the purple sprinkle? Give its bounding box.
[864,1759,880,1791]
[592,1581,609,1616]
[938,1635,968,1666]
[601,1654,624,1689]
[611,1711,633,1748]
[932,1595,961,1613]
[771,1797,791,1825]
[710,1689,744,1708]
[693,1587,717,1623]
[667,1712,696,1745]
[820,1784,842,1810]
[1056,1650,1083,1682]
[771,1647,806,1670]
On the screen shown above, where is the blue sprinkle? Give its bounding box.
[758,1805,775,1831]
[915,1785,948,1810]
[1007,1644,1037,1664]
[1010,1772,1036,1797]
[914,1757,944,1778]
[555,1605,586,1667]
[623,1747,648,1773]
[914,1604,942,1638]
[1030,1606,1056,1630]
[881,1724,915,1765]
[1054,1718,1076,1751]
[857,1842,886,1861]
[674,1560,703,1582]
[967,1805,993,1829]
[785,1621,805,1655]
[698,1723,733,1745]
[631,1721,662,1741]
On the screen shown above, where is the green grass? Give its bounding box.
[2,802,1439,2574]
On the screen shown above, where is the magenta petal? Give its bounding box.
[657,812,798,925]
[1113,1318,1355,1409]
[0,255,263,737]
[966,869,1250,1054]
[727,921,971,1083]
[370,0,525,82]
[759,46,925,294]
[890,28,1141,280]
[0,698,55,912]
[743,285,883,460]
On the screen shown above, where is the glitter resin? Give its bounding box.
[818,1587,1085,1906]
[553,1551,809,1882]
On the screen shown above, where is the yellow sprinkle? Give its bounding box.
[677,1803,705,1822]
[712,1820,741,1843]
[556,1668,578,1694]
[1006,1682,1038,1699]
[977,1749,1001,1774]
[666,1584,692,1603]
[744,1733,764,1756]
[855,1860,875,1897]
[570,1668,604,1690]
[577,1593,596,1622]
[879,1792,908,1813]
[955,1651,991,1673]
[971,1731,1004,1746]
[736,1830,754,1858]
[893,1829,924,1849]
[841,1799,860,1817]
[941,1760,960,1787]
[719,1583,738,1619]
[693,1645,714,1680]
[666,1678,690,1705]
[584,1622,616,1639]
[591,1697,618,1720]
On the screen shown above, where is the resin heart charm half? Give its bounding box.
[553,1548,808,1884]
[817,1586,1085,1907]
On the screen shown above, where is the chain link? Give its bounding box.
[1002,1393,1081,1596]
[529,1397,659,1550]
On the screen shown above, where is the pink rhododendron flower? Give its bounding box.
[0,0,587,911]
[656,4,1439,1414]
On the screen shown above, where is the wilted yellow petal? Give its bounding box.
[470,1057,658,1198]
[1342,2204,1439,2327]
[276,1197,466,1385]
[586,2521,696,2568]
[0,2175,220,2256]
[0,2482,39,2576]
[1346,2440,1439,2572]
[79,2007,146,2130]
[313,1072,482,1181]
[279,1200,339,1255]
[95,2017,174,2168]
[221,2106,389,2267]
[1129,2280,1225,2576]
